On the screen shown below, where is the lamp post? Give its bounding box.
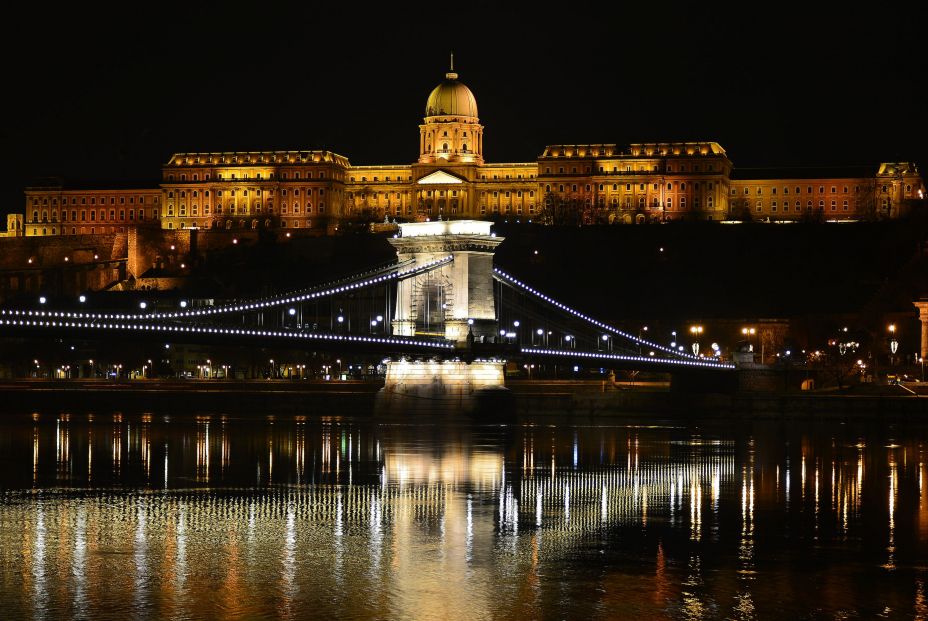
[888,324,899,368]
[741,327,756,361]
[690,325,703,357]
[639,325,648,353]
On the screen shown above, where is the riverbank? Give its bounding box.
[2,379,928,420]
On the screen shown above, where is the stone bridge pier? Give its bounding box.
[381,220,507,411]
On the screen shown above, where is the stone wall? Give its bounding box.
[0,234,127,303]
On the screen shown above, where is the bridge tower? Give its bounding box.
[388,220,502,343]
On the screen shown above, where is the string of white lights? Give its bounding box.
[493,267,696,360]
[0,317,454,350]
[520,347,735,369]
[1,255,454,322]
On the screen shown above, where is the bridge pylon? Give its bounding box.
[388,220,503,344]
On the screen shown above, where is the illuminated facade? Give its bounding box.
[7,65,925,237]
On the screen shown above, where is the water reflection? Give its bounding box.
[1,414,928,619]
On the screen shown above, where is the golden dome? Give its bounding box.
[425,72,478,118]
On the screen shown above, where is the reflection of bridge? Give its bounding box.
[0,220,732,389]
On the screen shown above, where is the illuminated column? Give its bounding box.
[914,300,928,359]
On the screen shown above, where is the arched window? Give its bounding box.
[442,143,448,151]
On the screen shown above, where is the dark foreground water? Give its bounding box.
[2,411,928,620]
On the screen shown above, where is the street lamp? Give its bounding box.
[887,324,899,377]
[690,325,703,357]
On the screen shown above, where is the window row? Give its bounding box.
[31,209,155,223]
[31,195,157,206]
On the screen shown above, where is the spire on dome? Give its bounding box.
[446,51,458,80]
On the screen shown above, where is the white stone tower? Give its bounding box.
[388,220,502,343]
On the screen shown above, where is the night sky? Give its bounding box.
[3,4,925,217]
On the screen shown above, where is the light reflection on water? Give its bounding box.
[1,413,927,619]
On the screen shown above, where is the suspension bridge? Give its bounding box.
[0,220,733,395]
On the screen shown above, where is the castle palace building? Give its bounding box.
[8,65,925,238]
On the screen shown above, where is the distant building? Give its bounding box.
[7,63,925,237]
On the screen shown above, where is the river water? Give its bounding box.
[1,410,927,619]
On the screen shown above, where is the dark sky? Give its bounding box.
[3,3,925,216]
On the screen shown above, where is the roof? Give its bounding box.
[425,72,478,118]
[731,166,876,181]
